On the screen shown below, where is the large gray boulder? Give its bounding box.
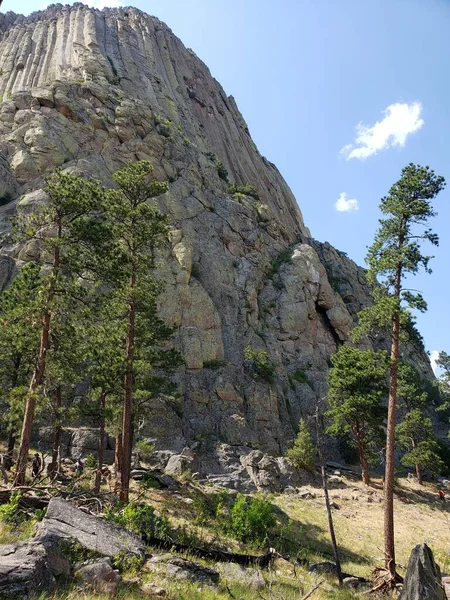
[39,497,145,558]
[0,539,56,599]
[399,544,446,600]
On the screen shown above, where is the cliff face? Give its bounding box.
[0,5,433,465]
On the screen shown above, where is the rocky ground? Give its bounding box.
[1,464,449,599]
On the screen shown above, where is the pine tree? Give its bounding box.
[286,418,316,472]
[12,171,111,485]
[396,409,443,481]
[353,164,445,580]
[101,161,180,501]
[0,263,41,471]
[326,345,388,485]
[396,363,439,485]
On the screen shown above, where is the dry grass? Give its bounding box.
[9,470,450,600]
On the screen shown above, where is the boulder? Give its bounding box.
[39,497,145,558]
[399,544,445,600]
[144,554,219,585]
[75,557,120,597]
[217,562,265,589]
[0,540,56,599]
[0,155,18,204]
[141,582,167,596]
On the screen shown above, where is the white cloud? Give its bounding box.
[341,102,424,160]
[83,0,124,8]
[430,350,440,375]
[335,192,359,212]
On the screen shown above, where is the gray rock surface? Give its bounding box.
[39,497,145,558]
[0,4,435,463]
[75,557,121,597]
[399,544,446,600]
[144,553,219,585]
[0,539,56,599]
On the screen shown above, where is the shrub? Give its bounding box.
[228,494,276,546]
[215,159,229,182]
[135,440,155,461]
[139,470,164,490]
[290,369,308,384]
[269,247,293,278]
[286,419,316,472]
[84,453,96,469]
[105,502,169,542]
[203,359,226,369]
[0,494,23,525]
[111,550,144,574]
[228,183,259,200]
[244,346,276,383]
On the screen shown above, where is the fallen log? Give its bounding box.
[144,534,277,567]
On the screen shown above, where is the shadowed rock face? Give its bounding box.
[0,4,433,462]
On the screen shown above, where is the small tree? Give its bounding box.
[396,363,438,485]
[353,164,445,580]
[286,418,316,471]
[326,345,388,485]
[102,161,180,502]
[396,409,443,482]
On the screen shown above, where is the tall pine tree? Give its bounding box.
[12,171,110,484]
[353,164,445,581]
[101,161,180,501]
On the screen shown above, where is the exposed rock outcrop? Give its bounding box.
[39,497,146,558]
[399,544,446,600]
[0,4,434,463]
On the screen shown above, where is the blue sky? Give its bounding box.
[10,0,450,367]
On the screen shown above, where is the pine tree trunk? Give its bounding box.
[411,438,423,485]
[120,272,136,502]
[5,355,21,471]
[114,432,122,478]
[356,435,370,485]
[94,392,106,493]
[14,218,61,486]
[14,308,52,485]
[49,386,62,478]
[4,433,15,471]
[384,263,402,578]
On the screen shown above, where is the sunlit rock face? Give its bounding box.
[0,4,433,459]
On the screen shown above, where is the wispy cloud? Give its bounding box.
[84,0,124,8]
[335,192,359,212]
[430,350,440,375]
[341,102,424,160]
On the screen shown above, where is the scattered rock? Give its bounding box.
[217,562,265,590]
[0,540,56,599]
[39,497,145,558]
[399,543,445,600]
[141,582,167,597]
[327,475,344,484]
[75,557,120,597]
[343,576,369,589]
[144,554,219,585]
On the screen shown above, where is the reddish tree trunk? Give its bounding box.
[120,272,136,502]
[114,432,122,478]
[49,386,62,478]
[4,433,15,471]
[94,392,106,493]
[14,217,61,486]
[384,262,402,578]
[356,434,370,485]
[14,308,52,485]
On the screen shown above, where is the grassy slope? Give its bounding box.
[5,472,450,600]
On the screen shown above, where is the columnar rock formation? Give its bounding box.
[0,4,432,468]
